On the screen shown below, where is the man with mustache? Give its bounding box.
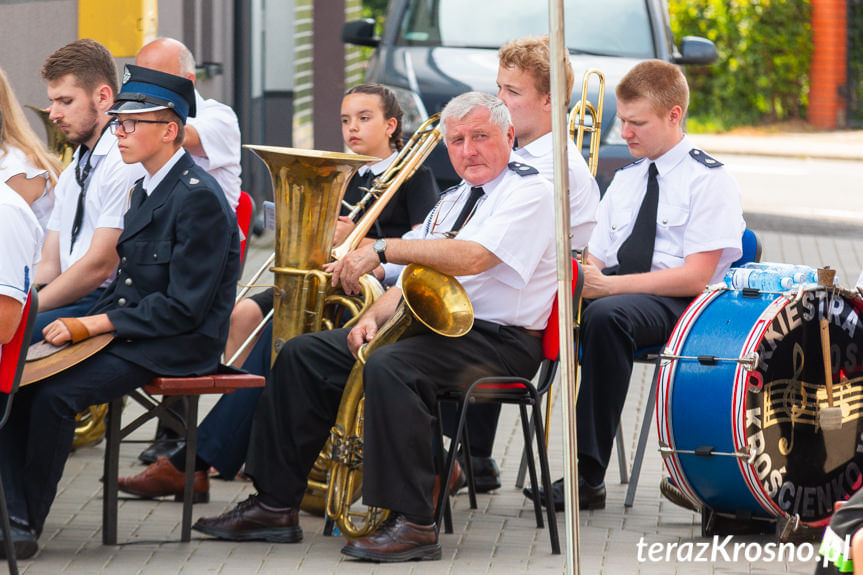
[30,39,145,341]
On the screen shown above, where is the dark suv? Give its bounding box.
[343,0,717,192]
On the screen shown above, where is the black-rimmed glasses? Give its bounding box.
[109,117,170,135]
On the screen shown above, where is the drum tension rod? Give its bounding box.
[660,351,759,370]
[659,441,756,464]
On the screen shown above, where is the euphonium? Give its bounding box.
[318,264,474,538]
[567,69,605,177]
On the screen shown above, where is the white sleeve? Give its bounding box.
[683,168,744,268]
[93,149,143,230]
[567,147,599,250]
[457,176,555,288]
[188,102,242,172]
[0,204,40,303]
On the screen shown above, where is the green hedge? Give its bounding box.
[669,0,813,129]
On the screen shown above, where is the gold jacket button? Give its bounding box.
[117,298,127,307]
[125,278,133,286]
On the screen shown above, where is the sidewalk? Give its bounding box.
[13,226,863,575]
[691,129,863,161]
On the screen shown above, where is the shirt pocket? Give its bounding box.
[654,204,689,259]
[607,207,635,247]
[132,240,172,265]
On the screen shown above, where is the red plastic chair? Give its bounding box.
[236,191,255,269]
[0,290,38,574]
[434,259,583,555]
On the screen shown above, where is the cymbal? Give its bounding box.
[21,334,115,387]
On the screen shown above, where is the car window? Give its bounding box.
[399,0,656,59]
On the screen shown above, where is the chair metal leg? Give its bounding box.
[0,474,19,574]
[530,395,560,554]
[460,424,478,510]
[514,414,533,489]
[434,403,453,534]
[517,403,544,528]
[434,395,471,531]
[616,424,629,484]
[624,359,661,507]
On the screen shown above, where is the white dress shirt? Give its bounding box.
[0,145,53,231]
[0,182,43,364]
[589,135,744,284]
[394,153,557,330]
[47,131,145,287]
[187,90,242,210]
[513,133,599,250]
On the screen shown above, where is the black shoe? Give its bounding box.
[660,477,699,512]
[523,477,606,511]
[0,521,38,559]
[459,455,501,493]
[138,430,185,465]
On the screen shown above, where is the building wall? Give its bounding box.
[0,0,234,139]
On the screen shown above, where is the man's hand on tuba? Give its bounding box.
[324,244,380,295]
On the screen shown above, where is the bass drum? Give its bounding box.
[657,284,863,527]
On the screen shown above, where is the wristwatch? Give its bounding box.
[373,238,387,264]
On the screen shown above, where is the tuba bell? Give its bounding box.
[244,145,381,363]
[319,263,474,537]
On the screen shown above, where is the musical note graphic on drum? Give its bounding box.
[763,345,863,438]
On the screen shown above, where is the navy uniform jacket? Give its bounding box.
[89,152,240,376]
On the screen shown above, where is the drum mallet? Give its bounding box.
[818,267,842,432]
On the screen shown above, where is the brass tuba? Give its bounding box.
[567,69,605,177]
[243,145,380,362]
[318,264,474,537]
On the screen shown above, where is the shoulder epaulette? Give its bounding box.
[507,161,539,176]
[180,169,205,187]
[689,148,723,168]
[618,158,645,171]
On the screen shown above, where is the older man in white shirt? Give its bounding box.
[192,92,558,563]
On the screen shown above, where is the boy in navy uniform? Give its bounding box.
[0,65,239,558]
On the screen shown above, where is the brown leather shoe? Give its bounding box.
[341,514,441,562]
[118,457,209,503]
[432,458,466,503]
[192,495,302,542]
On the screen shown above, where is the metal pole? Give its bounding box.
[548,2,580,574]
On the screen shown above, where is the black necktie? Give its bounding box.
[69,145,92,253]
[131,185,147,210]
[616,162,659,275]
[359,169,376,191]
[449,186,484,235]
